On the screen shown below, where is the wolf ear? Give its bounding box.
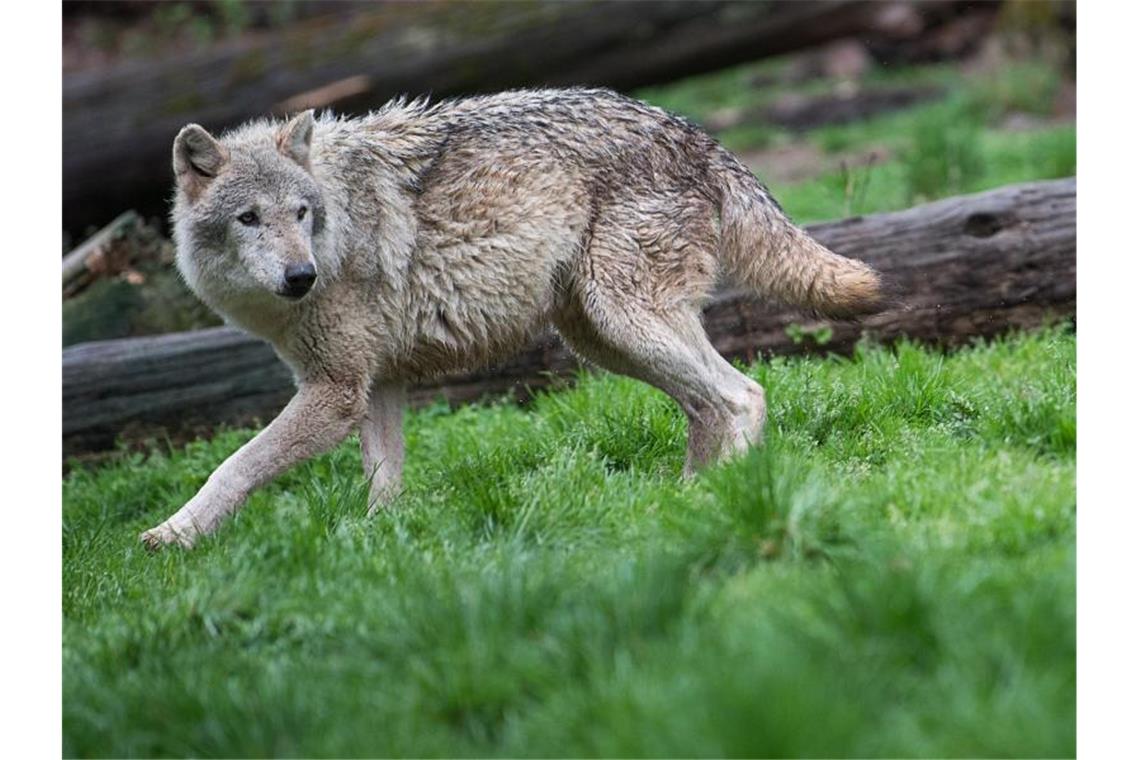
[173,124,228,199]
[277,110,315,169]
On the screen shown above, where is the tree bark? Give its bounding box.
[62,211,142,297]
[62,178,1076,458]
[63,0,963,235]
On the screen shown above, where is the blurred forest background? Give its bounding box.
[62,0,1074,346]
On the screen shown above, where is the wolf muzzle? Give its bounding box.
[281,262,317,299]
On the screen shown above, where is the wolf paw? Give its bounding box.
[139,521,198,550]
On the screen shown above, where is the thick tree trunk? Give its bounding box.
[62,178,1076,458]
[63,0,964,235]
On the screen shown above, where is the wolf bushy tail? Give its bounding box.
[715,153,885,320]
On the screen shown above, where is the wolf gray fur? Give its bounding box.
[141,87,883,548]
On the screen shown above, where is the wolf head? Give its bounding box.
[171,110,331,311]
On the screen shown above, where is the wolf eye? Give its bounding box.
[297,206,308,221]
[237,211,259,226]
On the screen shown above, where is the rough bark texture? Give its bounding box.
[62,211,143,297]
[63,0,964,235]
[63,178,1075,457]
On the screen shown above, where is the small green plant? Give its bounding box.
[974,60,1061,118]
[903,99,985,202]
[818,126,856,154]
[214,0,253,37]
[834,156,878,217]
[785,323,834,346]
[153,3,194,39]
[1032,127,1077,178]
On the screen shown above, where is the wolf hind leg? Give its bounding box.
[553,295,765,476]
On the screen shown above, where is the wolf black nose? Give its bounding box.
[282,263,317,299]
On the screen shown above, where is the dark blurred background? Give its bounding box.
[63,0,1074,240]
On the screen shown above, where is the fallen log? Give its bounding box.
[62,211,142,297]
[62,178,1076,457]
[63,0,966,235]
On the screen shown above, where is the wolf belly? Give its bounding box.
[397,238,575,378]
[393,153,590,378]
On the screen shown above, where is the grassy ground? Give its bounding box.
[63,328,1075,757]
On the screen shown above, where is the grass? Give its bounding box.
[63,327,1076,757]
[768,121,1075,224]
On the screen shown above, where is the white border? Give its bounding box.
[5,2,1130,756]
[3,2,63,757]
[1076,2,1139,757]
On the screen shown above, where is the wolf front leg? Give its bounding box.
[140,381,368,549]
[360,382,406,515]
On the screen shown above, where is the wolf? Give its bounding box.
[141,87,884,548]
